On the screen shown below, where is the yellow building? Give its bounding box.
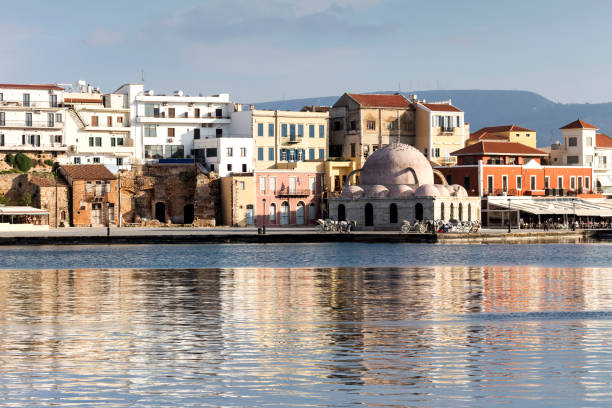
[325,159,359,193]
[467,125,537,148]
[220,174,256,226]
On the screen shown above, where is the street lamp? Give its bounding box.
[262,198,266,234]
[507,197,511,233]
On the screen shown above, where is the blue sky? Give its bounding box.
[2,0,611,103]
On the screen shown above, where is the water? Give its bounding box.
[1,243,612,406]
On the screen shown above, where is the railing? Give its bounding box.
[139,113,230,119]
[0,100,60,108]
[276,188,311,197]
[0,120,63,128]
[286,135,300,144]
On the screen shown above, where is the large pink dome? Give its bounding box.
[360,143,434,186]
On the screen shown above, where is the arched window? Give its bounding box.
[338,204,346,221]
[468,203,472,222]
[296,201,305,224]
[415,203,423,221]
[440,203,445,221]
[309,203,316,221]
[389,203,398,223]
[280,201,289,225]
[450,203,455,220]
[365,203,374,226]
[269,203,276,223]
[458,203,463,221]
[60,210,66,221]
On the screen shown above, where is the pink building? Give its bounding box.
[255,170,324,226]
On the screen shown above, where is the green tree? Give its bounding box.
[4,154,14,167]
[0,194,7,205]
[19,192,32,206]
[14,153,32,172]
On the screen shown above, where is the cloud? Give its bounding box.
[84,28,124,47]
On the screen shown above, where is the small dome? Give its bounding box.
[341,185,364,199]
[360,143,434,186]
[415,184,440,197]
[449,184,468,197]
[433,184,450,197]
[364,185,390,198]
[388,184,414,198]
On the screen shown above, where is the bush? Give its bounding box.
[14,153,31,172]
[5,154,14,167]
[44,159,54,167]
[0,194,7,205]
[52,162,60,173]
[19,192,32,207]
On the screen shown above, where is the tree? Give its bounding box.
[0,194,7,205]
[19,192,32,207]
[4,154,14,167]
[14,153,32,172]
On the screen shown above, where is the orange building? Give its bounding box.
[60,164,119,226]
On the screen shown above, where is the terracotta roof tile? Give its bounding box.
[421,103,462,112]
[452,141,548,156]
[64,97,102,104]
[30,176,68,187]
[347,93,413,108]
[597,133,612,148]
[560,119,598,130]
[471,124,535,139]
[60,164,116,181]
[468,132,509,141]
[0,83,64,91]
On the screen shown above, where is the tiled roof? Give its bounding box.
[471,124,535,138]
[0,83,64,91]
[560,119,598,130]
[452,141,548,156]
[64,97,102,104]
[30,176,67,187]
[60,164,116,181]
[597,133,612,148]
[347,93,413,108]
[468,132,509,141]
[421,103,462,112]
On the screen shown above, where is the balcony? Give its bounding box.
[285,135,301,144]
[136,115,230,125]
[0,120,63,129]
[276,188,311,197]
[0,100,61,109]
[0,143,68,152]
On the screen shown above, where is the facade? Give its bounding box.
[547,119,612,196]
[467,125,537,148]
[63,88,133,168]
[414,101,468,165]
[0,83,67,161]
[329,143,480,230]
[220,174,256,226]
[114,84,232,163]
[436,140,596,198]
[59,164,119,227]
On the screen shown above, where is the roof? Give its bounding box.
[560,119,598,130]
[471,124,535,138]
[30,176,68,188]
[468,132,509,142]
[421,103,462,112]
[347,93,412,108]
[452,141,548,156]
[0,206,49,215]
[0,83,64,91]
[596,133,612,148]
[60,164,116,181]
[64,97,102,104]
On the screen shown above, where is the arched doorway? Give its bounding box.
[296,201,305,224]
[458,203,463,221]
[440,203,445,221]
[184,204,194,224]
[269,203,276,224]
[309,203,316,221]
[415,203,423,221]
[155,202,166,223]
[338,204,346,221]
[365,203,374,226]
[280,201,289,225]
[389,203,398,223]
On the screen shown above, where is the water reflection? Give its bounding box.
[1,266,612,406]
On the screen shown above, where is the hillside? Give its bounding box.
[253,90,612,147]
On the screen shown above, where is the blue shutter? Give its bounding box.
[257,123,263,136]
[258,147,264,160]
[319,149,324,159]
[268,147,274,161]
[309,125,315,138]
[282,124,287,137]
[319,125,324,138]
[309,148,314,160]
[268,123,274,137]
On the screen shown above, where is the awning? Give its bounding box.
[487,197,612,217]
[0,206,49,216]
[597,175,612,187]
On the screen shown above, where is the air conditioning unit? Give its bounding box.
[167,138,173,142]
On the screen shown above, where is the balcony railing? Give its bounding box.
[0,120,63,128]
[286,135,301,144]
[0,100,60,109]
[276,188,311,197]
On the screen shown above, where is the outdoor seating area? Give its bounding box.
[0,206,50,231]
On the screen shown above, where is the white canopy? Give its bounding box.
[487,197,612,217]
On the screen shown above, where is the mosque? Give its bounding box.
[328,143,481,230]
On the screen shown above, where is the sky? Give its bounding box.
[2,0,612,104]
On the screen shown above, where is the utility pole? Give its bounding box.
[118,171,122,227]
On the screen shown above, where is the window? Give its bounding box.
[25,113,32,126]
[387,121,395,130]
[74,157,81,164]
[586,155,593,166]
[268,123,274,137]
[319,149,324,159]
[570,176,576,190]
[227,164,232,172]
[309,124,315,138]
[269,177,276,192]
[227,147,233,157]
[319,125,325,138]
[145,145,163,159]
[240,147,246,157]
[165,145,184,158]
[168,128,175,137]
[168,108,175,118]
[487,175,494,194]
[216,128,223,137]
[95,137,102,147]
[144,124,157,137]
[280,149,287,161]
[502,175,508,192]
[23,134,39,146]
[194,129,200,139]
[257,123,264,137]
[56,113,62,123]
[282,124,288,137]
[242,163,247,172]
[390,203,398,223]
[296,149,304,161]
[269,203,276,223]
[366,120,376,130]
[433,148,440,157]
[351,143,356,157]
[115,137,124,146]
[558,176,563,189]
[587,137,593,147]
[333,120,342,131]
[23,93,30,107]
[544,176,550,189]
[568,137,577,147]
[309,148,315,160]
[309,176,316,193]
[46,113,54,127]
[567,156,579,164]
[91,116,98,127]
[457,116,461,127]
[111,138,116,147]
[516,175,522,190]
[145,104,160,117]
[50,94,57,107]
[0,112,4,126]
[205,148,217,157]
[216,108,223,117]
[268,147,274,161]
[288,149,296,161]
[290,124,296,138]
[530,175,536,190]
[89,137,94,147]
[194,108,200,117]
[464,176,470,190]
[107,116,112,127]
[258,147,264,160]
[0,134,3,146]
[260,176,266,192]
[298,124,304,137]
[586,176,590,189]
[93,157,101,163]
[239,181,245,190]
[117,158,124,165]
[578,176,583,190]
[0,93,2,101]
[350,120,357,131]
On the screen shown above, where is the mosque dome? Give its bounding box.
[364,185,390,198]
[433,184,450,197]
[414,184,440,197]
[388,184,415,198]
[360,143,434,186]
[449,184,468,197]
[340,185,365,199]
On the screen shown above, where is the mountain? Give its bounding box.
[253,90,612,147]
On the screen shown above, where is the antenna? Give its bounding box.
[141,69,145,83]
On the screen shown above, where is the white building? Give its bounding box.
[0,83,67,159]
[194,136,253,177]
[114,84,233,163]
[548,119,612,196]
[63,83,133,169]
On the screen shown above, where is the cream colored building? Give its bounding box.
[467,125,537,148]
[220,174,256,226]
[415,101,468,166]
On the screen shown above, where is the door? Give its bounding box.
[155,202,166,223]
[91,203,102,225]
[280,201,289,225]
[107,204,115,225]
[415,203,424,221]
[289,177,296,194]
[246,205,254,225]
[184,204,194,224]
[365,203,374,226]
[296,202,305,224]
